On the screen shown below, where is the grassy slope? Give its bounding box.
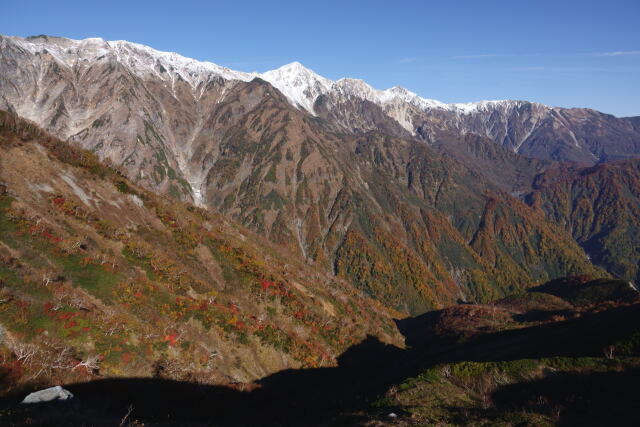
[362,278,640,426]
[1,277,638,426]
[0,110,401,396]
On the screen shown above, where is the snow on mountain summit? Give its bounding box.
[3,34,541,121]
[108,40,256,85]
[260,62,333,114]
[6,35,256,89]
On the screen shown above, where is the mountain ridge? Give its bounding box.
[5,33,639,166]
[0,34,551,118]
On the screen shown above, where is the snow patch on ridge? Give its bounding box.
[108,40,256,88]
[260,62,332,115]
[6,34,549,126]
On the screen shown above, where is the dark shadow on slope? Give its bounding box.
[0,337,408,426]
[488,367,640,427]
[437,367,640,427]
[530,277,639,306]
[399,303,640,363]
[2,304,639,426]
[510,308,574,323]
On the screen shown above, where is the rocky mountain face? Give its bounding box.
[410,102,640,164]
[0,34,623,313]
[0,35,259,205]
[4,35,640,173]
[313,82,640,165]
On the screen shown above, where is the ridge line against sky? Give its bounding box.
[1,0,638,117]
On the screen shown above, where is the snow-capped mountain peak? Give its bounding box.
[334,78,381,101]
[107,40,255,86]
[271,61,309,72]
[260,62,332,114]
[2,34,551,126]
[379,86,449,110]
[449,99,545,114]
[331,79,448,112]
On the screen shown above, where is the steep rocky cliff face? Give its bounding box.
[0,35,260,204]
[4,35,640,180]
[410,102,640,164]
[316,88,640,165]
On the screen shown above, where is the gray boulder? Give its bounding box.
[21,385,74,404]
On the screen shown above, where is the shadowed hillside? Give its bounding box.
[1,278,639,426]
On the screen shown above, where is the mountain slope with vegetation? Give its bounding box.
[2,276,637,426]
[0,111,402,397]
[528,160,640,283]
[196,86,605,312]
[0,35,615,313]
[364,276,640,426]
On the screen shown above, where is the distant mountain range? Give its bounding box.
[3,35,640,166]
[2,34,640,314]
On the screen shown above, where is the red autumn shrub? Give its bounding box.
[163,333,178,346]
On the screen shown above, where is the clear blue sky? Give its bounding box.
[1,0,639,116]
